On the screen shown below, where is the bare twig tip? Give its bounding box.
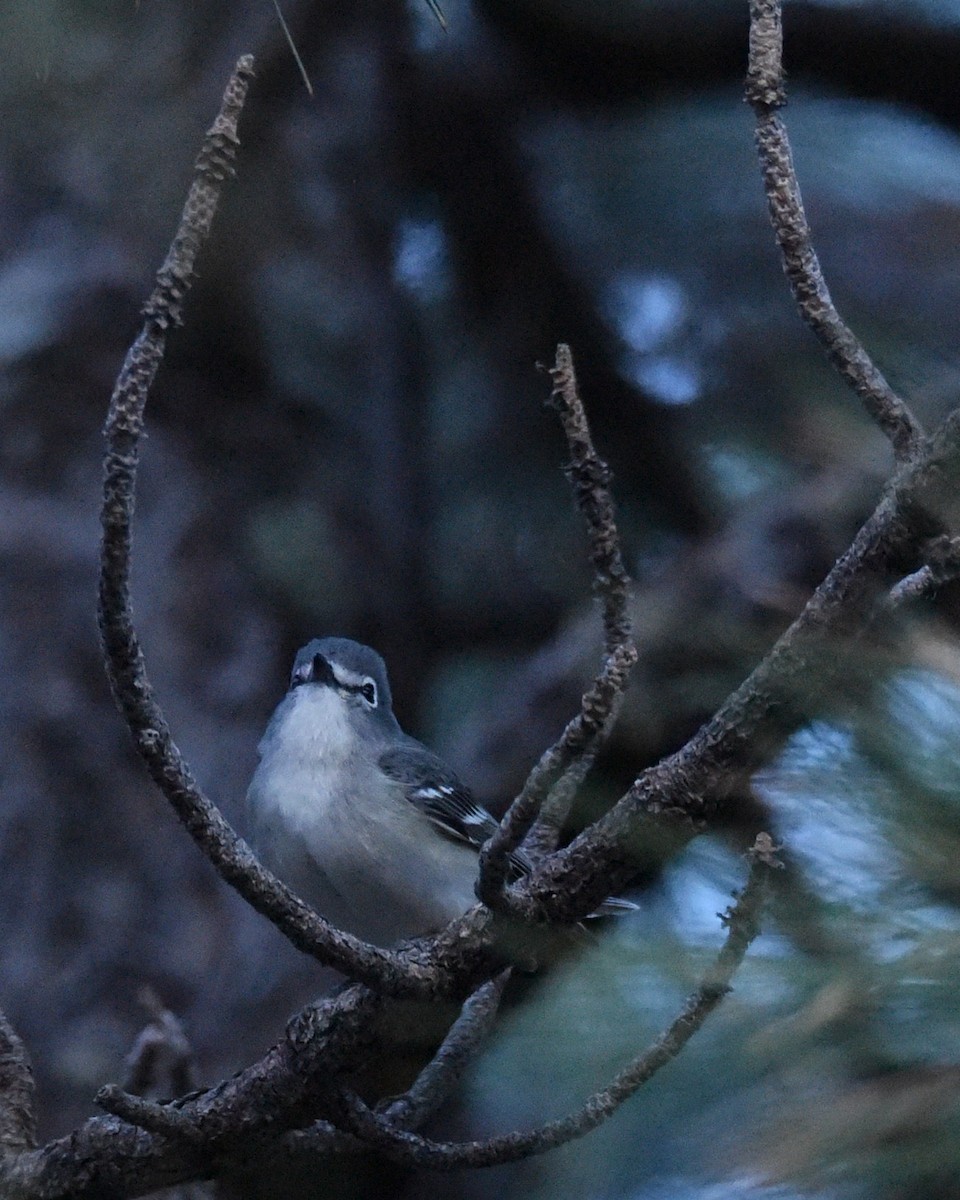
[747,831,784,870]
[745,0,924,459]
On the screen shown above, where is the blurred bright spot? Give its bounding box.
[629,354,701,405]
[393,215,448,300]
[604,272,687,352]
[635,1176,818,1200]
[883,669,960,792]
[756,722,900,910]
[601,273,701,403]
[702,444,782,502]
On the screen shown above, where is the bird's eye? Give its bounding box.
[360,678,377,706]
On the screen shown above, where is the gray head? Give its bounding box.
[289,637,394,715]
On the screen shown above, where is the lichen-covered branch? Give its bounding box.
[0,986,381,1200]
[0,1011,35,1158]
[745,0,925,461]
[549,343,633,653]
[506,408,960,924]
[523,344,637,861]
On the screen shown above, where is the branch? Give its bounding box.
[8,975,508,1196]
[379,971,512,1131]
[122,988,197,1099]
[525,344,637,860]
[328,842,772,1169]
[887,535,960,608]
[95,54,447,999]
[477,643,636,909]
[478,346,637,903]
[550,343,633,654]
[0,985,383,1200]
[95,1087,202,1144]
[744,0,925,461]
[521,750,599,864]
[0,1011,35,1158]
[505,407,960,925]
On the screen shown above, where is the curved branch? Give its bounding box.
[524,345,638,860]
[95,54,447,998]
[550,343,633,653]
[745,0,925,461]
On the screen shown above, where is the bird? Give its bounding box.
[246,637,634,948]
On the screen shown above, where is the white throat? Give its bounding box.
[268,685,353,770]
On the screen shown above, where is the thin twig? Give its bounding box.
[522,345,636,859]
[424,0,447,30]
[477,643,637,910]
[889,566,939,608]
[550,344,633,654]
[332,843,772,1168]
[123,988,196,1099]
[521,749,596,864]
[478,346,637,902]
[379,971,512,1131]
[744,0,924,461]
[887,535,960,608]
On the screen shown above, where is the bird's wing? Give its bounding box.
[378,743,636,913]
[378,743,533,878]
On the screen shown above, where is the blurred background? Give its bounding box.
[4,0,960,1196]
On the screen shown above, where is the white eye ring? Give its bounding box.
[359,678,377,707]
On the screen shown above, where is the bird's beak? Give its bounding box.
[310,652,337,686]
[291,651,337,689]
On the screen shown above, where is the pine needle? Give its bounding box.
[424,0,448,31]
[271,0,314,96]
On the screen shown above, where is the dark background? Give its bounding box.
[4,1,960,1196]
